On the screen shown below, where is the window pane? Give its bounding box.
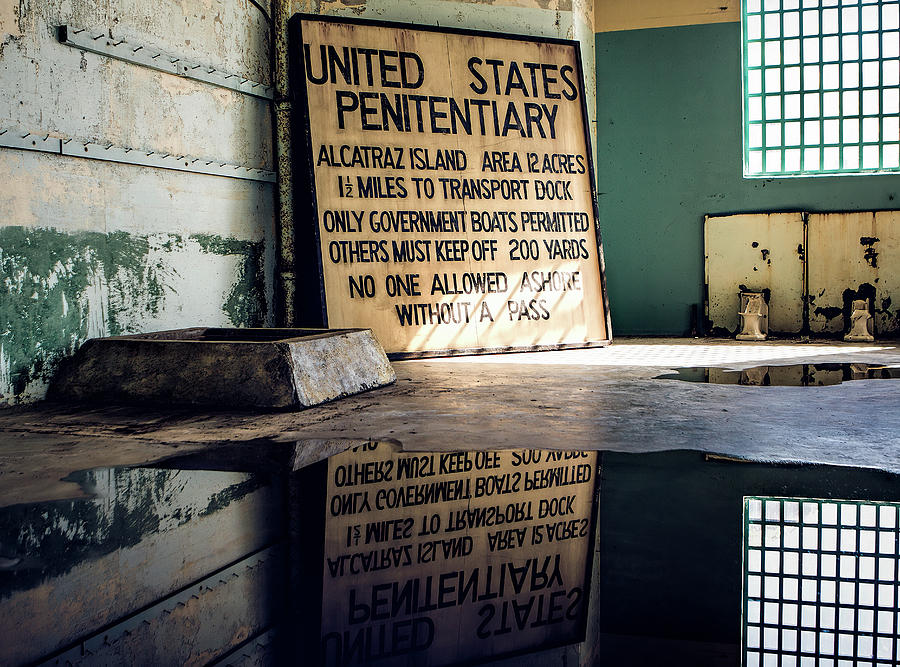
[842,6,860,32]
[863,88,880,114]
[885,116,900,141]
[749,69,763,94]
[862,33,880,59]
[804,92,821,116]
[843,62,860,88]
[884,59,900,86]
[822,35,841,60]
[803,9,820,34]
[863,116,881,141]
[844,117,860,143]
[862,60,881,86]
[784,11,802,35]
[884,3,900,30]
[823,8,840,33]
[748,14,763,38]
[883,31,900,58]
[863,144,880,168]
[804,119,821,144]
[803,36,821,62]
[885,88,900,113]
[784,39,802,63]
[843,89,860,115]
[805,146,821,168]
[750,123,765,147]
[842,34,861,61]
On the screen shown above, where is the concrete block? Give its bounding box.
[49,328,395,409]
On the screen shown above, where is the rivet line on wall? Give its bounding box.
[58,25,275,100]
[0,127,276,182]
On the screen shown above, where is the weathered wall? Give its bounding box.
[0,465,283,664]
[0,0,597,405]
[0,0,275,403]
[595,1,900,334]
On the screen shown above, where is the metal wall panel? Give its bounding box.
[808,211,900,335]
[705,212,805,335]
[707,210,900,337]
[807,212,879,334]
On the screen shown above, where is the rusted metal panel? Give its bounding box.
[808,211,900,335]
[808,212,878,335]
[705,213,805,335]
[871,211,900,334]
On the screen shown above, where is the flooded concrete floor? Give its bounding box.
[3,338,900,666]
[2,337,900,506]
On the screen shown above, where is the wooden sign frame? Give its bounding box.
[288,15,612,357]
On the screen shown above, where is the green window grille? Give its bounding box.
[743,0,900,176]
[743,496,900,666]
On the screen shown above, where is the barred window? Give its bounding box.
[743,0,900,176]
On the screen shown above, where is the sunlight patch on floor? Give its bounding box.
[412,342,900,368]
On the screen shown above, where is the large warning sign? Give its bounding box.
[288,15,610,355]
[318,443,598,666]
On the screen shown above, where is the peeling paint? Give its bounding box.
[198,477,264,517]
[813,305,843,321]
[0,227,170,399]
[190,234,267,328]
[860,236,880,268]
[0,227,267,404]
[0,465,261,599]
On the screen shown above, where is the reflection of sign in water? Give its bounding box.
[289,16,610,355]
[320,443,598,666]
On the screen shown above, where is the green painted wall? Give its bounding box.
[0,227,266,403]
[596,21,900,335]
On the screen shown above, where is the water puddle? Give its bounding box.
[657,363,900,386]
[4,443,900,666]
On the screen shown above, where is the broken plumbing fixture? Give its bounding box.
[844,299,875,342]
[736,291,768,341]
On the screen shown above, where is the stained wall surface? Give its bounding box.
[1,0,596,404]
[595,0,900,334]
[0,0,275,404]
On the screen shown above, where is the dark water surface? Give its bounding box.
[2,443,900,666]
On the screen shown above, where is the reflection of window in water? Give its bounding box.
[294,442,599,667]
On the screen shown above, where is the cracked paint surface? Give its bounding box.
[0,227,266,404]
